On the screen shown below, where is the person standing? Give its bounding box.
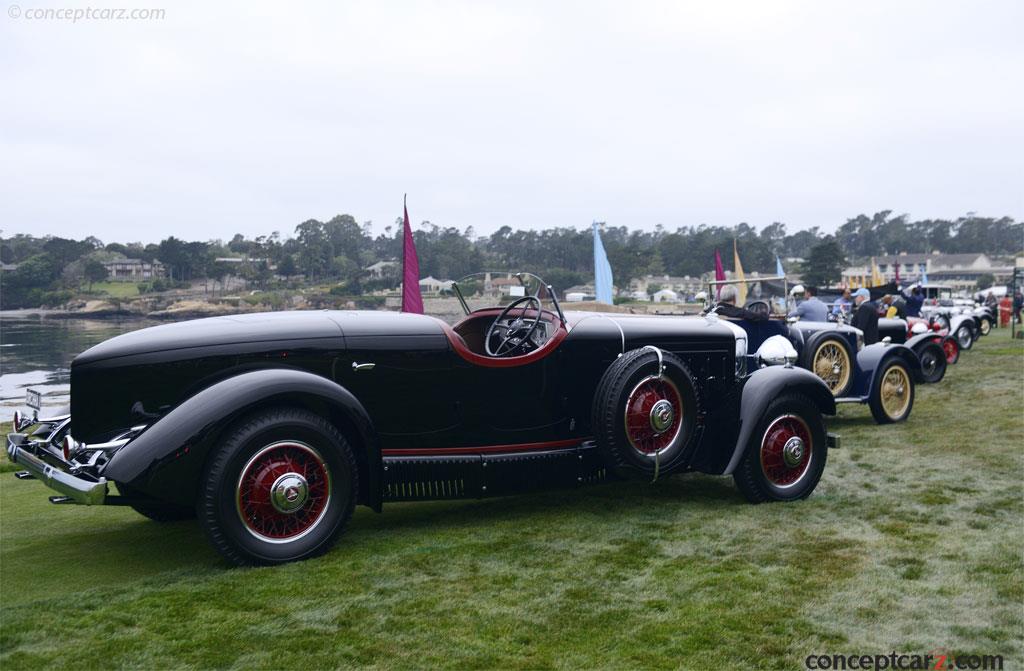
[832,288,853,319]
[984,291,999,328]
[881,294,907,319]
[900,285,924,318]
[851,288,880,344]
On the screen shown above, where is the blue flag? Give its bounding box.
[593,222,614,304]
[776,255,785,277]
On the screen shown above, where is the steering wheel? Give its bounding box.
[485,296,544,357]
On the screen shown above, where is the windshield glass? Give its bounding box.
[448,272,564,322]
[706,276,791,317]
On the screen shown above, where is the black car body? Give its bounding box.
[9,275,839,565]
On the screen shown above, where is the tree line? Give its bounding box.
[1,211,1020,309]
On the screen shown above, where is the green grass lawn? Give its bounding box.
[1,331,1021,670]
[87,281,140,299]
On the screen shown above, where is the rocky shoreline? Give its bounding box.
[1,296,697,323]
[0,299,251,321]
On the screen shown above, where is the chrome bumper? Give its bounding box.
[6,433,108,505]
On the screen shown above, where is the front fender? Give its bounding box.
[906,332,942,351]
[723,366,835,475]
[102,368,381,510]
[850,343,922,399]
[950,314,976,335]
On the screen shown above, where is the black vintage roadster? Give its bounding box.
[8,273,838,565]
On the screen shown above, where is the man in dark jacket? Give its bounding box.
[851,288,879,344]
[900,286,924,317]
[714,284,767,321]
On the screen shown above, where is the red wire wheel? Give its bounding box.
[942,338,959,364]
[623,375,684,456]
[759,414,813,488]
[236,441,332,542]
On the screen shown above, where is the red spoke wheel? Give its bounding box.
[733,394,827,503]
[758,415,812,488]
[942,337,959,364]
[236,441,332,542]
[198,408,357,566]
[624,376,684,456]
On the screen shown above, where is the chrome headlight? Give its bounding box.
[756,335,798,366]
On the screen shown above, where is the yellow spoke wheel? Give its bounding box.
[879,365,911,419]
[811,341,851,396]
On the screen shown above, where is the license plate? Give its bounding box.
[25,389,42,410]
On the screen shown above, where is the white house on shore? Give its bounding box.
[102,258,166,281]
[652,288,679,303]
[365,260,399,279]
[417,276,454,295]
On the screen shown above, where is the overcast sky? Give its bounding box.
[1,1,1021,244]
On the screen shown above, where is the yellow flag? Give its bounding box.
[733,239,747,304]
[871,258,883,287]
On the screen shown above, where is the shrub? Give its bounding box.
[40,290,75,307]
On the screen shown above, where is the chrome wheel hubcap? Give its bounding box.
[270,473,309,513]
[782,436,805,467]
[649,399,674,433]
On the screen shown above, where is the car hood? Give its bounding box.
[74,311,345,365]
[73,310,452,365]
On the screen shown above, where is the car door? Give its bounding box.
[450,341,571,448]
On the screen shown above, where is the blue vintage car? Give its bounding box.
[707,279,920,424]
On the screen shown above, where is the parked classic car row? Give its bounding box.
[7,272,990,566]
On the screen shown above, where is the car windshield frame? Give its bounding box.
[451,272,565,325]
[706,275,791,317]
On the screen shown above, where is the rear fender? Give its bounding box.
[102,368,381,510]
[851,343,921,398]
[722,366,835,475]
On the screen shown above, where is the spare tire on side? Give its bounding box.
[591,347,700,479]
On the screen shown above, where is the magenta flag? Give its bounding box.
[714,250,726,298]
[401,197,424,313]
